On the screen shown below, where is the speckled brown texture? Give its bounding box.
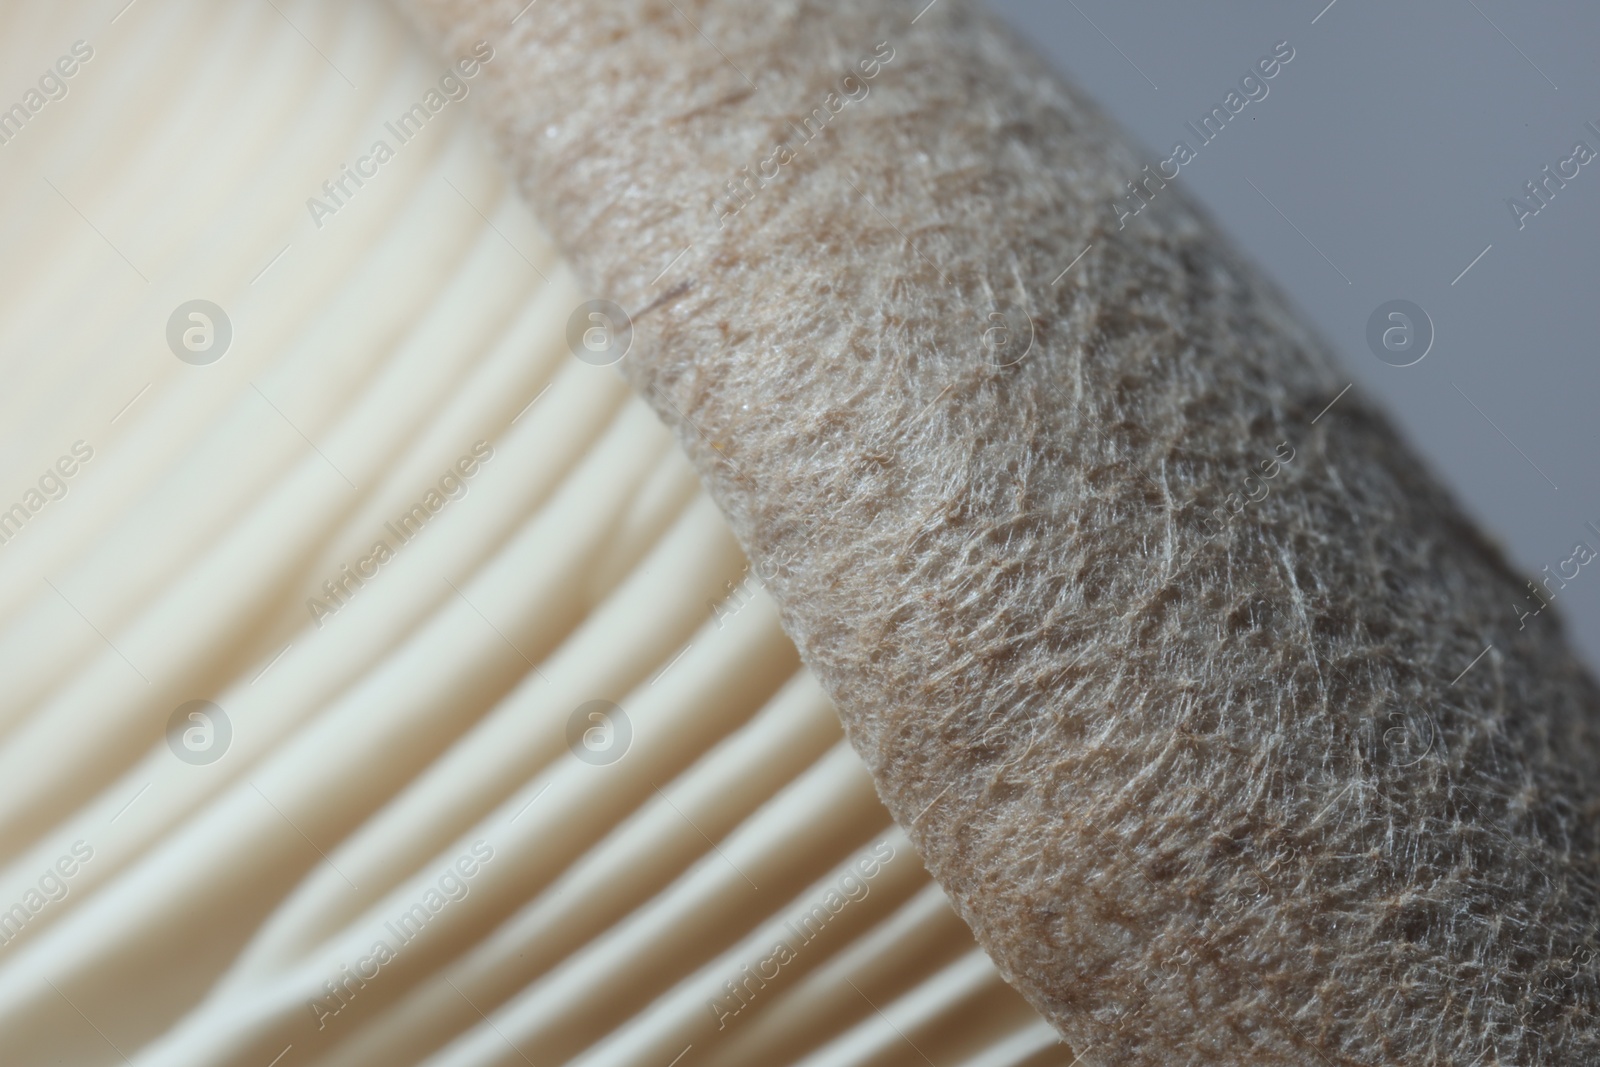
[398,1,1600,1062]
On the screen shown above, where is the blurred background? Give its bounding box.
[993,0,1600,670]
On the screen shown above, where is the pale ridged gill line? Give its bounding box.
[0,1,1073,1065]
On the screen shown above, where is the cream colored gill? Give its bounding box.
[0,1,1074,1065]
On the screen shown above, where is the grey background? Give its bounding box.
[988,0,1600,672]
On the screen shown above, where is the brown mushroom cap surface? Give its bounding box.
[399,1,1600,1062]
